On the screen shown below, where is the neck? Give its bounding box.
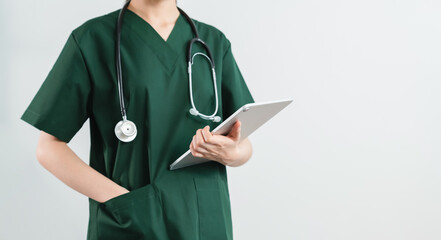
[127,0,179,24]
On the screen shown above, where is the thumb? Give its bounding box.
[227,121,241,142]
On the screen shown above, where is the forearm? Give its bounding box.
[227,138,253,167]
[36,132,128,203]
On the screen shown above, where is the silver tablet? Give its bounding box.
[169,98,294,170]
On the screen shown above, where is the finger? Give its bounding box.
[189,138,195,155]
[189,138,194,154]
[192,134,207,151]
[190,137,204,157]
[201,135,223,147]
[195,129,210,152]
[192,135,197,151]
[196,146,210,154]
[195,129,203,146]
[227,121,241,142]
[201,125,212,143]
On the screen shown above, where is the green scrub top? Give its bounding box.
[20,8,255,240]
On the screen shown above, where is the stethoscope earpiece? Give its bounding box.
[115,119,137,142]
[189,108,221,122]
[189,108,199,116]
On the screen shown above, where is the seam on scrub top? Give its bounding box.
[155,184,172,239]
[25,108,41,116]
[221,40,232,60]
[193,178,202,240]
[70,31,94,118]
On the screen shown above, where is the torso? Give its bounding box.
[73,8,237,240]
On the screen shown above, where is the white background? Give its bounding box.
[2,0,441,239]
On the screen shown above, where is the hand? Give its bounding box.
[189,121,243,166]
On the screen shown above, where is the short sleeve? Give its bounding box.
[20,32,92,143]
[221,39,255,119]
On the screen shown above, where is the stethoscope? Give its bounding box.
[114,0,221,142]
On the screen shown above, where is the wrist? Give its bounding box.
[100,186,129,203]
[225,142,246,167]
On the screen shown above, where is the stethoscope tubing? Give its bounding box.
[116,0,131,121]
[115,0,220,142]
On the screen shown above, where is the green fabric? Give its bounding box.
[20,8,254,240]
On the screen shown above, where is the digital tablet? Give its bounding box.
[169,98,293,170]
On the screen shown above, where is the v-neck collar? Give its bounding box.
[123,8,193,73]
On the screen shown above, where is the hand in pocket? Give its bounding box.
[100,187,130,204]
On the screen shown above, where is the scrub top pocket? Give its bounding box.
[96,183,168,240]
[194,177,232,240]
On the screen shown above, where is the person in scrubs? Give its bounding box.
[20,0,255,239]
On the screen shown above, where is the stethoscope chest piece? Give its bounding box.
[115,119,137,142]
